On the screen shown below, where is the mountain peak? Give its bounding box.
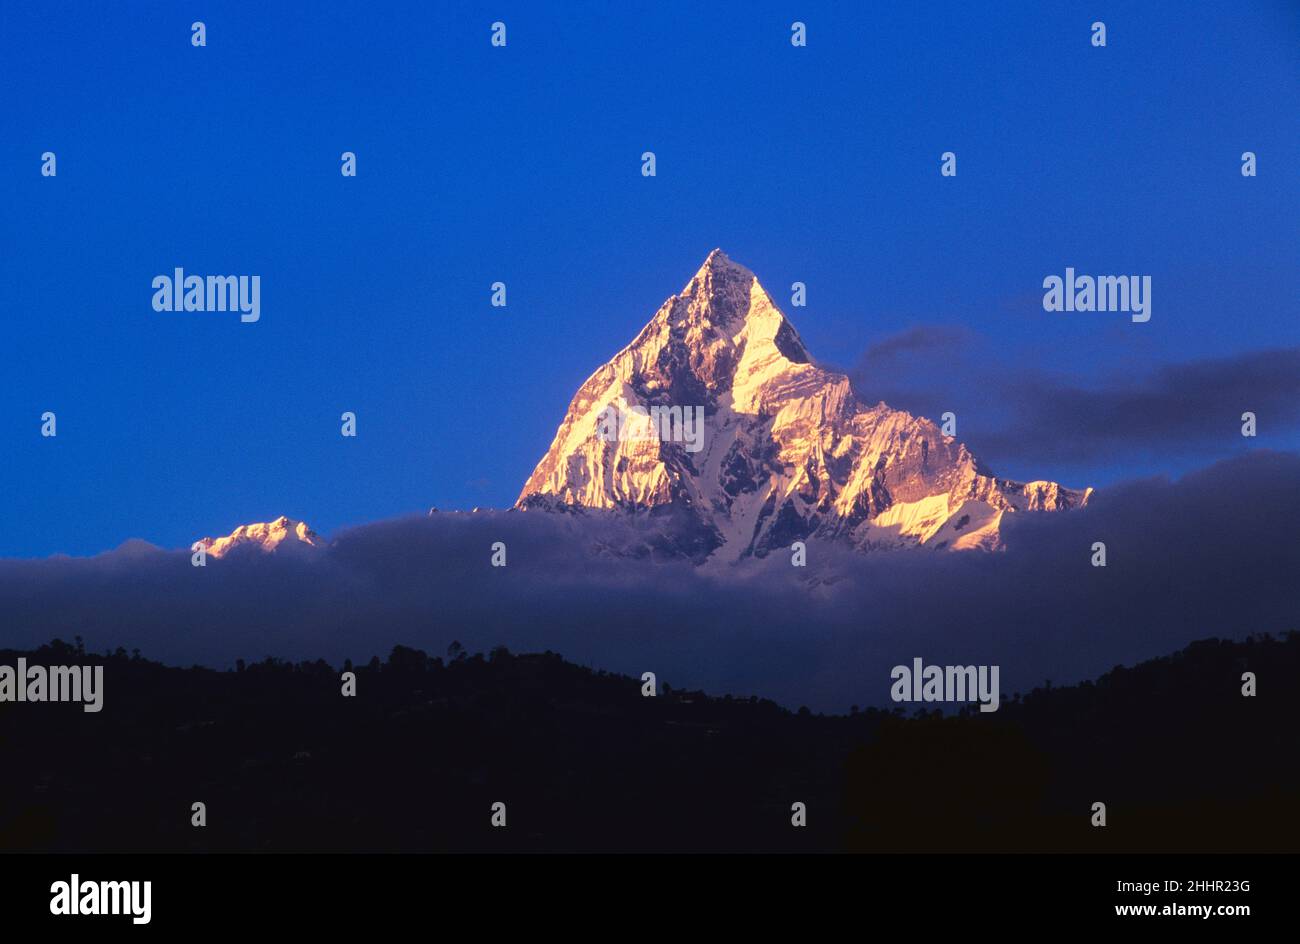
[517,251,1089,559]
[686,247,744,283]
[195,516,324,559]
[676,248,763,324]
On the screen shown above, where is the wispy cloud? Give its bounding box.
[858,325,972,368]
[851,328,1300,470]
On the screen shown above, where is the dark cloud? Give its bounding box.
[981,348,1300,463]
[1,452,1296,712]
[858,325,972,367]
[851,331,1300,468]
[845,324,986,420]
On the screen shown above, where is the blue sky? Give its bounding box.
[2,0,1297,557]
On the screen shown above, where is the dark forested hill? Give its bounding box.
[1,633,1295,853]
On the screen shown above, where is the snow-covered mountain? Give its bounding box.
[517,249,1091,560]
[195,516,325,559]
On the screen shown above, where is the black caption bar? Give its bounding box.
[0,852,1288,933]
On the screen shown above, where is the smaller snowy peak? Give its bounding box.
[195,516,325,559]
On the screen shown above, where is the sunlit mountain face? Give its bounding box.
[518,250,1089,561]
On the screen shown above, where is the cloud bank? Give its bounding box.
[0,452,1295,712]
